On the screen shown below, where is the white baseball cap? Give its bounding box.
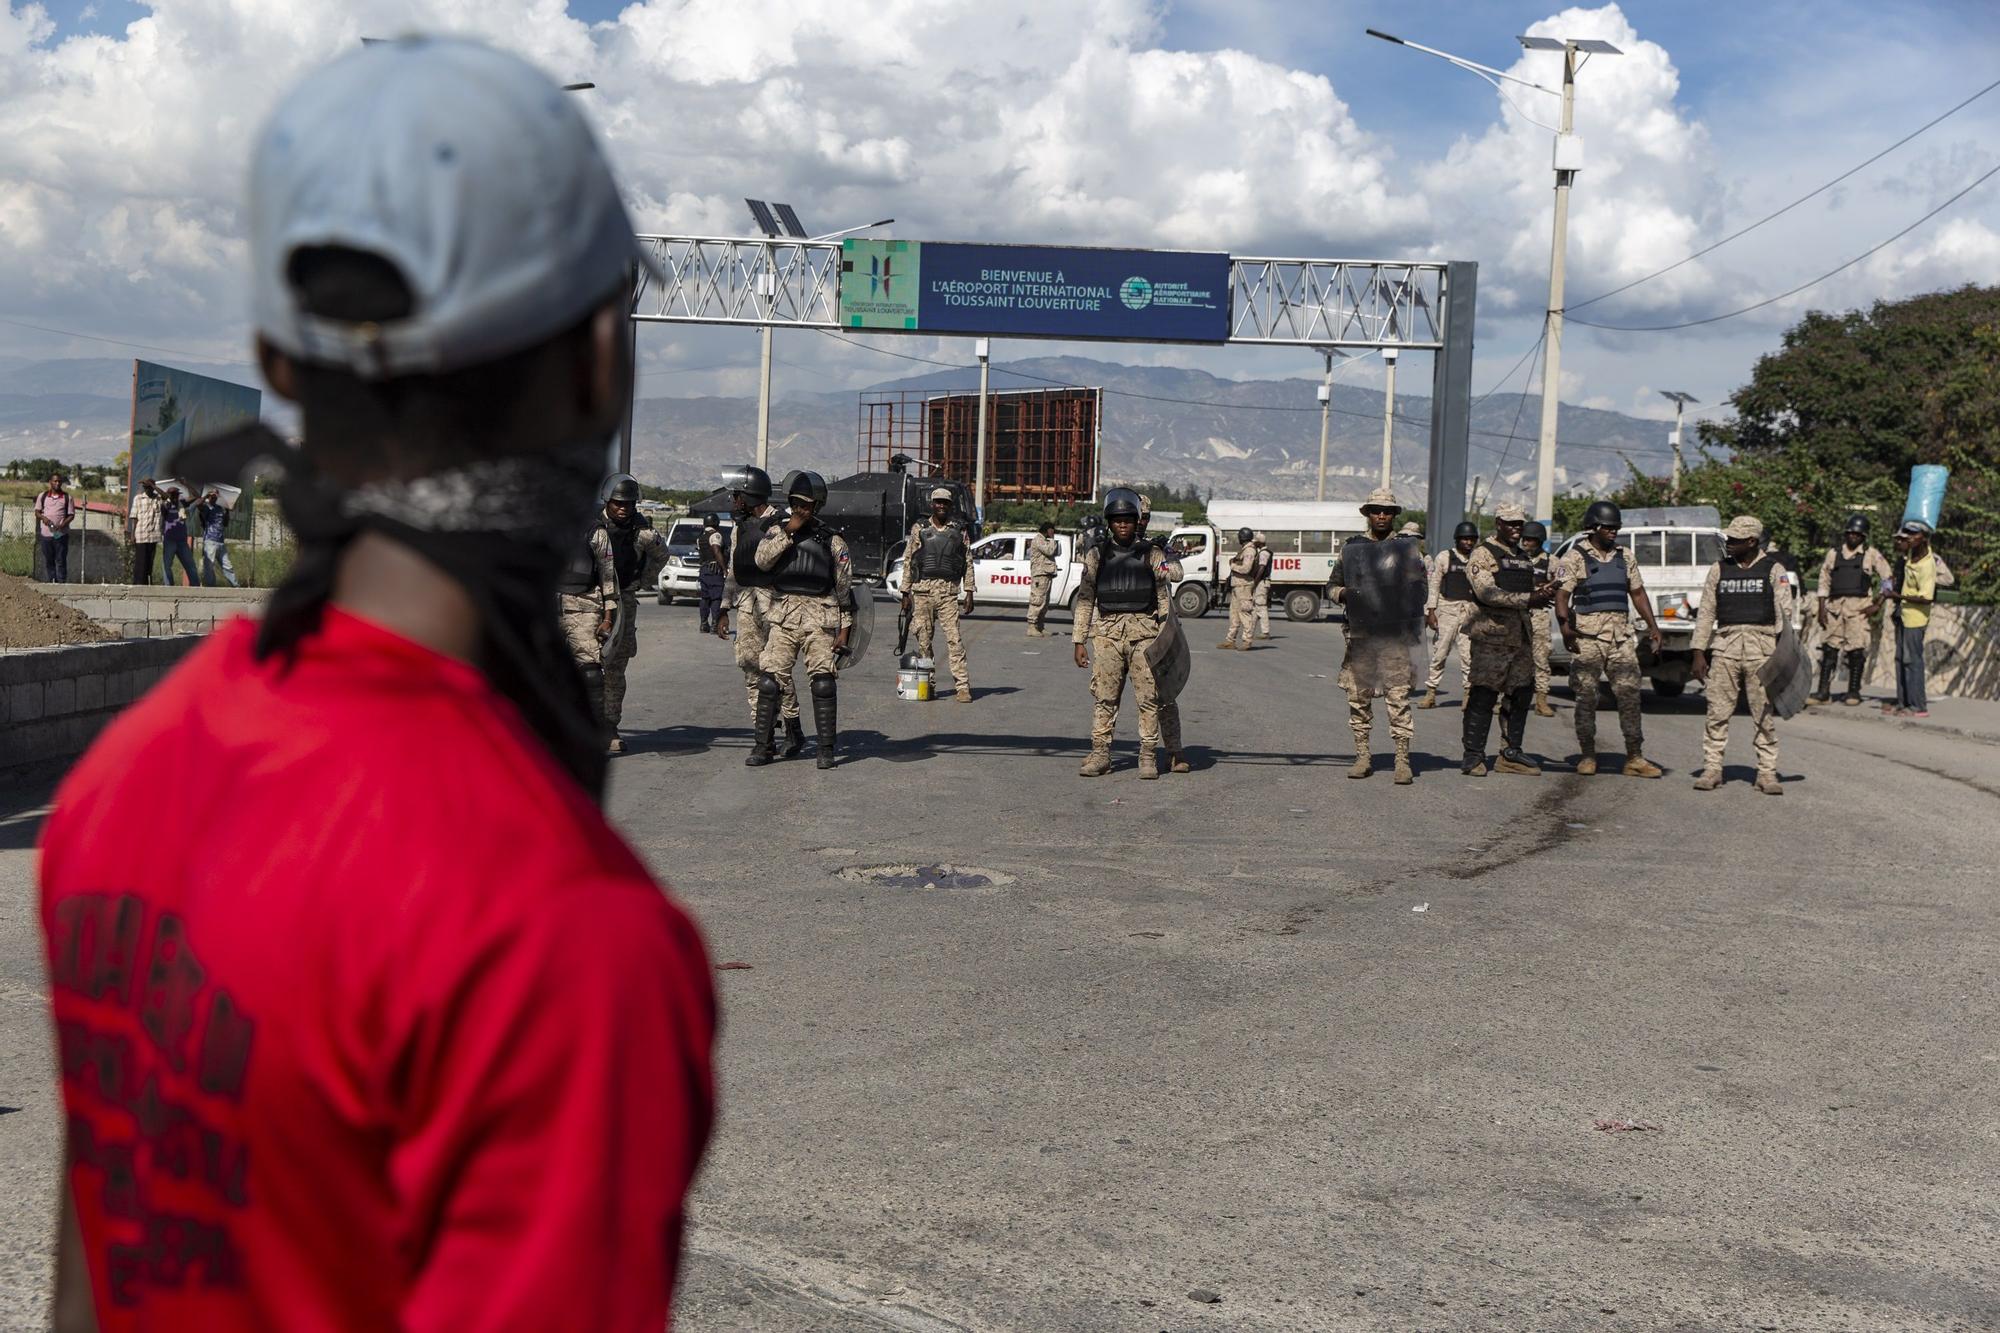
[249,35,661,379]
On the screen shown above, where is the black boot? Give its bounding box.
[810,673,838,769]
[1812,647,1837,703]
[1462,685,1498,774]
[1844,650,1867,705]
[782,716,807,759]
[745,673,779,766]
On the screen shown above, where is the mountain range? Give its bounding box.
[0,353,1683,505]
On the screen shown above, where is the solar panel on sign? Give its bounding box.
[744,199,781,238]
[773,203,810,239]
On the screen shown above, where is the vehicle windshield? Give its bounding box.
[667,522,703,546]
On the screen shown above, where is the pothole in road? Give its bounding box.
[836,863,1015,892]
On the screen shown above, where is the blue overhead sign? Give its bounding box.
[840,239,1231,344]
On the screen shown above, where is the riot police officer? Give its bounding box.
[715,465,803,763]
[1074,488,1171,777]
[1520,519,1557,718]
[1219,526,1259,649]
[1329,487,1426,784]
[903,486,976,702]
[753,470,854,770]
[1420,520,1480,707]
[1554,500,1665,777]
[1462,503,1557,775]
[558,502,617,735]
[597,474,669,754]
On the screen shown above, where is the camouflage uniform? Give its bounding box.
[1556,545,1648,757]
[560,526,618,723]
[1220,543,1258,647]
[1465,541,1537,692]
[1153,537,1189,769]
[1251,539,1273,637]
[757,522,854,679]
[1815,544,1892,652]
[1528,550,1554,698]
[600,517,669,731]
[1026,533,1061,634]
[728,505,798,725]
[1074,542,1171,765]
[1693,555,1796,780]
[1330,535,1419,750]
[1424,549,1476,697]
[907,519,974,693]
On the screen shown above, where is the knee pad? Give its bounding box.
[810,672,838,699]
[579,662,603,689]
[757,672,782,701]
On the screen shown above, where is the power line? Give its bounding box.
[1568,74,2000,314]
[0,313,225,361]
[1567,160,2000,332]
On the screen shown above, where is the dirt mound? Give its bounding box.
[0,574,116,649]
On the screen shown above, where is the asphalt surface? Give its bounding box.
[3,597,1998,1332]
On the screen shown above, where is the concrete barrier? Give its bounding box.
[1,636,202,772]
[46,585,269,638]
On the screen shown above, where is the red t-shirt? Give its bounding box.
[40,609,716,1332]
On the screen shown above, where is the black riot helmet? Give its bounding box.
[603,473,641,506]
[1102,487,1143,520]
[703,513,720,529]
[1237,527,1255,544]
[785,469,829,509]
[1844,513,1869,536]
[724,464,772,501]
[1521,520,1548,548]
[1584,500,1621,531]
[1453,521,1479,541]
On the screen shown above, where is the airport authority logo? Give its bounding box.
[1118,276,1153,311]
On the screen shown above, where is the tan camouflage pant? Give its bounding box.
[1339,631,1414,745]
[761,595,842,679]
[1820,596,1877,653]
[1571,630,1644,755]
[602,592,641,728]
[1223,582,1256,645]
[1426,599,1474,694]
[1089,613,1161,750]
[1468,612,1535,692]
[1253,584,1271,635]
[734,587,798,722]
[911,579,970,689]
[560,594,606,720]
[1530,607,1553,694]
[1702,633,1779,774]
[1027,574,1053,631]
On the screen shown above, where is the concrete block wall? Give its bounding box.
[1807,602,2000,700]
[47,585,269,638]
[1,636,202,772]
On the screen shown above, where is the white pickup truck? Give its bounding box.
[885,530,1084,609]
[1164,500,1369,622]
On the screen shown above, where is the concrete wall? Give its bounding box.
[1,636,202,772]
[1807,601,2000,700]
[46,585,269,638]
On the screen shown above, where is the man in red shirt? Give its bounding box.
[40,37,716,1333]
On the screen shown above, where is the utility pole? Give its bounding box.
[973,338,991,519]
[1314,348,1335,502]
[1379,347,1398,489]
[1532,42,1581,528]
[755,314,774,471]
[1660,390,1698,501]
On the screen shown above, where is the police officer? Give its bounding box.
[597,474,670,754]
[1398,521,1424,546]
[903,486,975,702]
[1813,514,1893,706]
[1074,488,1171,778]
[1218,527,1259,650]
[559,503,618,736]
[1026,519,1061,637]
[1462,502,1557,776]
[1251,531,1274,639]
[1329,487,1424,784]
[1692,515,1795,794]
[1419,521,1480,707]
[1554,501,1665,778]
[696,512,727,634]
[1520,519,1557,718]
[1140,494,1191,774]
[715,465,803,764]
[753,470,853,770]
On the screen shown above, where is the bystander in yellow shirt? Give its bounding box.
[1901,552,1936,629]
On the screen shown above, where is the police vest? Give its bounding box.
[1714,555,1778,626]
[772,524,838,597]
[1530,550,1551,577]
[1439,548,1474,601]
[911,522,967,582]
[558,529,601,596]
[1826,547,1871,599]
[1095,542,1156,614]
[606,513,649,592]
[1481,539,1535,596]
[731,513,779,589]
[1572,547,1631,616]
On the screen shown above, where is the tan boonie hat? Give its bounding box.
[929,487,953,503]
[1398,521,1422,537]
[1362,486,1400,511]
[1495,502,1527,522]
[1725,514,1764,540]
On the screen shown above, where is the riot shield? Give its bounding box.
[839,583,878,671]
[1759,623,1811,719]
[1339,536,1428,693]
[1144,610,1191,702]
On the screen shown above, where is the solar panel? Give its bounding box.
[1573,39,1622,54]
[1516,35,1564,50]
[744,199,781,238]
[773,203,810,239]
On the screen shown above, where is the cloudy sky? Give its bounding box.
[2,0,1996,442]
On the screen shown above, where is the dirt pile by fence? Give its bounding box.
[0,574,116,649]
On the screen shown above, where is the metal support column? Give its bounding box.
[1314,350,1334,502]
[973,338,991,518]
[1427,261,1478,535]
[1379,347,1399,489]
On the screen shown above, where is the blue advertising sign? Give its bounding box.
[840,240,1230,344]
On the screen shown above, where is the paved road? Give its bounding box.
[3,598,1998,1331]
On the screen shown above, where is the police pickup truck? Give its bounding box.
[654,515,731,605]
[885,530,1083,609]
[1163,501,1368,622]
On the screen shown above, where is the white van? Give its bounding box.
[1166,500,1369,622]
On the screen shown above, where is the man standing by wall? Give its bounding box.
[127,477,162,584]
[196,486,241,587]
[35,472,74,583]
[1419,521,1479,707]
[1218,527,1258,650]
[1026,519,1060,637]
[158,483,200,587]
[1692,514,1794,793]
[1888,519,1938,718]
[1812,514,1892,707]
[904,486,975,702]
[1554,501,1664,778]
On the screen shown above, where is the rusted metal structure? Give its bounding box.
[857,386,1101,503]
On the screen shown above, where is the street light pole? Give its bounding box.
[1314,348,1334,502]
[1532,42,1580,527]
[1379,347,1399,489]
[1659,390,1699,500]
[974,338,991,519]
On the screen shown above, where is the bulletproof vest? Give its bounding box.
[731,513,779,589]
[1530,551,1551,577]
[700,529,725,570]
[912,522,967,581]
[1573,547,1631,616]
[1714,554,1778,626]
[1827,547,1870,598]
[1482,539,1535,595]
[1094,541,1156,614]
[606,516,642,591]
[1440,548,1474,601]
[558,528,600,595]
[772,523,837,596]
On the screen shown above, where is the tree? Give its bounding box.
[1922,322,2000,601]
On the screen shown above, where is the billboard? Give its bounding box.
[129,361,263,538]
[839,240,1230,344]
